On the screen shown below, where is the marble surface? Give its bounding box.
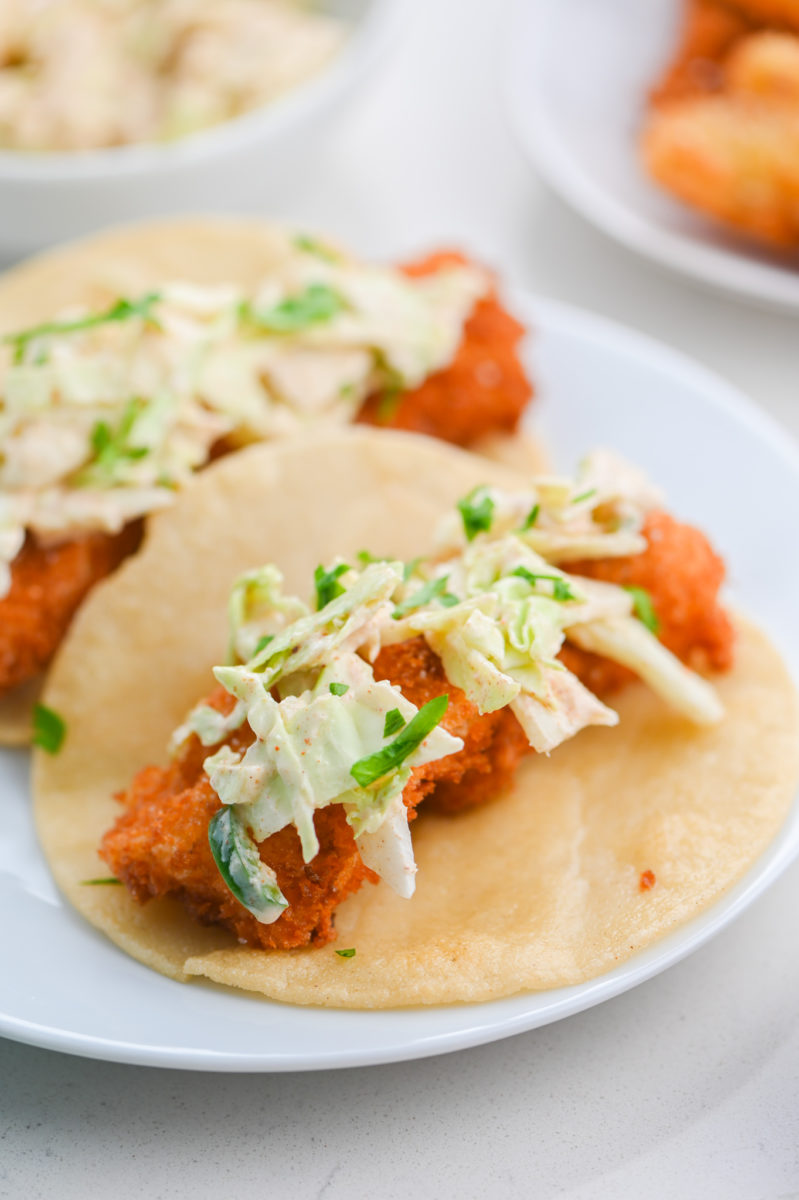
[2,2,798,1196]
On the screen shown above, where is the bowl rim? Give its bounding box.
[0,0,405,181]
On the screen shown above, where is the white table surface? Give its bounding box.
[2,3,798,1197]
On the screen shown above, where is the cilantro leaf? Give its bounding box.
[457,487,494,541]
[335,947,356,958]
[32,703,66,754]
[293,234,338,263]
[625,585,660,634]
[4,291,161,364]
[246,284,346,334]
[521,503,540,531]
[329,682,349,696]
[511,566,577,602]
[383,708,406,738]
[392,575,456,619]
[314,562,350,610]
[350,695,449,787]
[208,807,288,920]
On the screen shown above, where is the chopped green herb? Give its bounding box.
[32,703,66,755]
[253,634,274,656]
[314,562,350,610]
[350,695,449,787]
[293,234,338,262]
[392,575,455,619]
[335,947,357,958]
[403,556,422,582]
[383,708,406,738]
[82,397,150,481]
[439,592,459,607]
[457,487,495,541]
[374,356,406,424]
[571,488,597,505]
[4,291,161,364]
[624,585,660,634]
[329,682,349,697]
[521,503,540,531]
[208,807,288,920]
[511,567,576,602]
[246,283,346,334]
[81,877,122,886]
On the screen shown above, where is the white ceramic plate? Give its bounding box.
[505,0,799,312]
[2,292,798,1072]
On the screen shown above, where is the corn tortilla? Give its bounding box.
[0,217,542,744]
[33,429,799,1008]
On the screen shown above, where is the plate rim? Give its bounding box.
[504,0,799,314]
[2,291,798,1072]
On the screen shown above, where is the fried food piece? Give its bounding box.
[101,692,375,951]
[726,29,799,99]
[650,0,753,106]
[102,640,533,949]
[562,510,734,695]
[646,3,799,246]
[358,251,533,446]
[643,92,799,246]
[0,524,141,696]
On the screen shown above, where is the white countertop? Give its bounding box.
[2,2,798,1197]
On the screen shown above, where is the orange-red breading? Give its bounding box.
[0,524,141,696]
[358,251,533,446]
[562,510,734,695]
[101,640,534,949]
[101,688,378,950]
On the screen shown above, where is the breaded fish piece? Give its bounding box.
[0,525,141,695]
[101,652,532,949]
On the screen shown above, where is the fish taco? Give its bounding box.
[32,429,799,1008]
[0,218,538,743]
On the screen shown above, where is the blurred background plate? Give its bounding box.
[1,292,798,1071]
[505,0,799,312]
[0,0,404,260]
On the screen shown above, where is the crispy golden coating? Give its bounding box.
[101,691,376,951]
[101,648,531,949]
[0,525,141,696]
[358,251,533,446]
[562,510,734,695]
[645,1,799,246]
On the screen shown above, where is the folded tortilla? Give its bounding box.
[32,429,799,1007]
[0,217,544,745]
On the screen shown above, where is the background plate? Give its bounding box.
[1,292,798,1071]
[506,0,799,313]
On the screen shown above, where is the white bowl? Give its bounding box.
[0,0,403,260]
